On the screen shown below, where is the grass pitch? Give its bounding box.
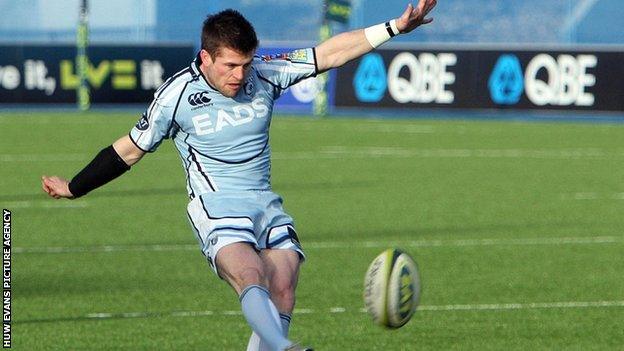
[2,112,623,350]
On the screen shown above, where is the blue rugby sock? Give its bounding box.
[240,285,291,351]
[279,313,291,336]
[246,332,264,351]
[246,312,292,351]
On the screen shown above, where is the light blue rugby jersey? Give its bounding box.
[129,48,318,198]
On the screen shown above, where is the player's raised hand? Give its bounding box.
[41,175,74,199]
[395,0,437,34]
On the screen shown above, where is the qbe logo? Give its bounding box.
[353,52,457,104]
[489,53,598,107]
[353,53,387,102]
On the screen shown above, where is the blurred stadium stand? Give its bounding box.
[1,0,623,45]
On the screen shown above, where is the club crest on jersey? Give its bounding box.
[135,113,150,131]
[188,91,213,110]
[288,49,308,63]
[261,49,308,63]
[244,79,254,96]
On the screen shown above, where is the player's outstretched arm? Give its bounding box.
[315,0,436,73]
[41,135,145,199]
[111,135,146,166]
[41,175,74,199]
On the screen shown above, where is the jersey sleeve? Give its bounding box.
[129,97,176,153]
[254,48,318,98]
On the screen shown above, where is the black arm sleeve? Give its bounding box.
[68,145,131,198]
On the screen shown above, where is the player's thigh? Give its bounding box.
[186,193,262,274]
[217,242,267,294]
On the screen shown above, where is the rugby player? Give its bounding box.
[42,1,436,350]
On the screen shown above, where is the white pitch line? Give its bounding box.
[0,154,89,162]
[305,236,623,249]
[81,300,624,321]
[320,146,611,160]
[221,311,242,316]
[12,244,199,254]
[3,201,88,209]
[352,124,435,134]
[87,313,112,318]
[171,311,214,317]
[574,192,599,200]
[418,300,624,311]
[276,122,436,135]
[1,147,618,163]
[12,236,623,254]
[560,192,624,201]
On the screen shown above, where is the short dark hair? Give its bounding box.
[201,9,259,57]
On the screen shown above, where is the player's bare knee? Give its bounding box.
[238,266,267,288]
[269,277,296,308]
[273,287,295,308]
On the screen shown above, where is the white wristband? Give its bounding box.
[364,19,400,49]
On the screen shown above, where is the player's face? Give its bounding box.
[201,47,254,97]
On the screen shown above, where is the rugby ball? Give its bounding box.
[363,248,420,328]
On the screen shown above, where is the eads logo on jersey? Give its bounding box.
[188,91,213,110]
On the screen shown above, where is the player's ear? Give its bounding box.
[200,49,214,65]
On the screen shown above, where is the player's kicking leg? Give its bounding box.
[216,243,299,351]
[247,249,301,351]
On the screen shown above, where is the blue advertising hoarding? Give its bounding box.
[335,46,624,113]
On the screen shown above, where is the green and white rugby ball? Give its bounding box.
[363,248,421,328]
